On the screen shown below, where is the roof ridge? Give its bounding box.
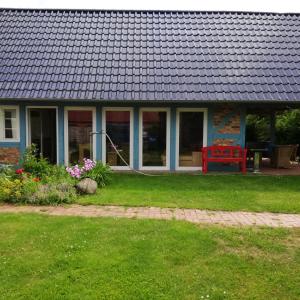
[0,7,300,16]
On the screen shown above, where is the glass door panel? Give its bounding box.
[178,111,204,167]
[105,110,131,167]
[29,108,57,164]
[68,110,93,164]
[142,111,167,167]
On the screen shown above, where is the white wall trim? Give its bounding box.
[139,107,170,171]
[102,107,133,170]
[175,108,208,171]
[0,105,20,142]
[26,106,59,164]
[64,106,96,165]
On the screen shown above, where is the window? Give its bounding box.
[140,108,170,169]
[0,106,19,141]
[103,108,133,169]
[176,109,207,170]
[65,108,95,165]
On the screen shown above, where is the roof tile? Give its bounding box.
[0,9,300,101]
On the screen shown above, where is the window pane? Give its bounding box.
[142,111,167,167]
[5,110,15,119]
[5,129,13,139]
[68,111,93,164]
[179,112,204,167]
[106,111,130,166]
[5,119,12,129]
[4,109,17,139]
[29,109,57,164]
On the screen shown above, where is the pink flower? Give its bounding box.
[66,158,96,179]
[66,165,82,179]
[82,158,96,172]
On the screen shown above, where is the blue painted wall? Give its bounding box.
[57,105,65,164]
[206,104,246,171]
[133,107,140,169]
[170,107,177,171]
[1,101,246,171]
[207,104,245,147]
[96,104,102,161]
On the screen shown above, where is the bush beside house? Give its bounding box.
[0,145,111,205]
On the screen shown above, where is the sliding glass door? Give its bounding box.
[65,108,95,165]
[176,109,207,170]
[140,108,170,169]
[103,108,133,169]
[28,108,57,164]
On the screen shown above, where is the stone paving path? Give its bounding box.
[1,204,300,228]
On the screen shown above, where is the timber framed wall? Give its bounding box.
[0,101,246,170]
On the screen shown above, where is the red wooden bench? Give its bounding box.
[202,146,247,174]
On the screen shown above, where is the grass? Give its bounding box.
[77,173,300,213]
[1,213,300,299]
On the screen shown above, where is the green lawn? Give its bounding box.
[77,173,300,213]
[1,214,300,299]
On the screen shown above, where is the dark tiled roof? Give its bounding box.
[0,8,300,102]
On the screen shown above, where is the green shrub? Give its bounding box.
[21,144,52,179]
[0,165,16,178]
[0,163,76,205]
[82,161,112,187]
[21,178,40,202]
[25,182,77,205]
[0,177,23,202]
[45,165,76,185]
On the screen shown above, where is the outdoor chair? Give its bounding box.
[271,145,294,168]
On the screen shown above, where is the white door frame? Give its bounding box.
[102,107,133,170]
[139,107,170,171]
[64,106,96,165]
[26,106,59,164]
[176,108,208,171]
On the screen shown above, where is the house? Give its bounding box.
[0,8,299,171]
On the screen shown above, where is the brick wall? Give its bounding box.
[212,105,242,146]
[0,147,20,164]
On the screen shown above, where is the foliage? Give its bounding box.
[21,178,40,202]
[0,146,77,205]
[45,165,76,185]
[81,161,112,187]
[0,165,16,178]
[21,144,52,179]
[276,109,300,146]
[246,114,270,142]
[66,159,112,187]
[0,170,76,205]
[246,109,300,153]
[0,177,23,202]
[25,182,76,205]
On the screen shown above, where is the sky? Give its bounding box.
[0,0,300,13]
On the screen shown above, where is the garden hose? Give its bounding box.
[90,131,163,176]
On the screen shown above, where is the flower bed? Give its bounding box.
[0,145,111,205]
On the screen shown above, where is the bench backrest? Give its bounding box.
[203,146,244,158]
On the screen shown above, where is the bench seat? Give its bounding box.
[202,146,247,174]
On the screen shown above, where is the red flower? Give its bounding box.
[15,168,24,175]
[32,177,40,182]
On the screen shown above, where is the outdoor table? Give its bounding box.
[249,148,267,173]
